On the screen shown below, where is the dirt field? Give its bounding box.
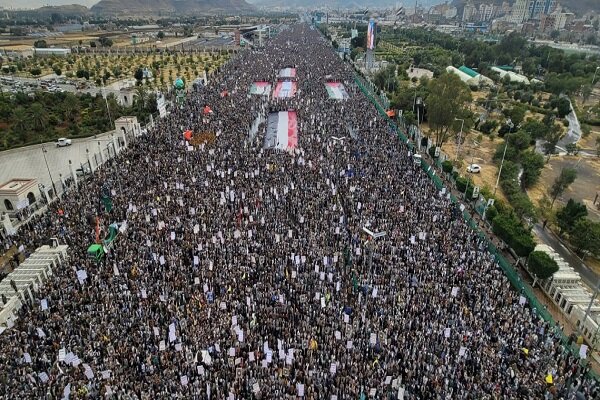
[438,128,508,203]
[528,155,600,222]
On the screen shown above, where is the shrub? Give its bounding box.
[528,251,559,281]
[428,146,437,158]
[442,160,453,173]
[485,205,498,221]
[456,176,468,192]
[492,213,535,257]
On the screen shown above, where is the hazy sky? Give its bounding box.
[0,0,100,8]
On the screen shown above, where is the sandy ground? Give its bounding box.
[527,155,600,222]
[437,129,508,203]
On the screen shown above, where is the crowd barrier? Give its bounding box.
[353,75,600,382]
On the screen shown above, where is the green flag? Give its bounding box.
[352,272,358,292]
[101,195,113,212]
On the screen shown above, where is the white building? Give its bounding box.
[491,66,530,84]
[510,0,529,24]
[533,244,600,362]
[0,179,41,215]
[32,48,71,57]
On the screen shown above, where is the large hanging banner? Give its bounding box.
[273,81,297,98]
[264,111,298,150]
[250,81,272,95]
[325,82,349,100]
[278,68,297,78]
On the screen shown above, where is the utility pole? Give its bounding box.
[454,118,465,161]
[492,120,513,197]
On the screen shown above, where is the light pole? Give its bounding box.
[581,279,600,340]
[492,120,514,198]
[41,147,57,198]
[592,66,600,86]
[454,118,465,161]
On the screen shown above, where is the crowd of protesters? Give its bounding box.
[0,23,597,399]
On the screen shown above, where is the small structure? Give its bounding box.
[114,116,142,148]
[0,241,68,327]
[32,48,71,57]
[491,66,530,85]
[446,65,494,86]
[458,65,494,86]
[0,179,41,215]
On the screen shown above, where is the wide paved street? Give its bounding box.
[0,133,115,194]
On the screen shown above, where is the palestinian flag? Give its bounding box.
[273,81,297,98]
[325,82,349,100]
[249,81,271,95]
[264,111,298,150]
[278,68,297,78]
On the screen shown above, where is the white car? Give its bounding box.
[467,164,481,173]
[56,138,72,147]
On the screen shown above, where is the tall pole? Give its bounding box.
[41,147,57,198]
[581,279,600,338]
[592,66,600,86]
[493,124,512,197]
[455,118,465,161]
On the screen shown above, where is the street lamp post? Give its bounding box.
[492,120,514,198]
[454,118,465,161]
[41,147,57,198]
[592,66,600,86]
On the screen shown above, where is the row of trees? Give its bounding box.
[0,88,157,151]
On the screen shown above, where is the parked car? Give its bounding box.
[75,166,91,176]
[56,138,72,147]
[467,164,481,173]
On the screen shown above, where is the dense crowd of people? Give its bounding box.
[0,23,597,399]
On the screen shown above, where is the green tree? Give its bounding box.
[12,107,28,133]
[157,31,165,39]
[134,68,144,82]
[134,85,148,112]
[33,39,47,48]
[503,104,527,127]
[29,68,42,76]
[565,143,579,155]
[556,97,572,118]
[29,103,48,132]
[556,199,587,237]
[549,167,577,207]
[373,65,398,93]
[570,219,600,258]
[528,251,559,287]
[581,85,593,103]
[521,119,547,140]
[542,123,563,155]
[426,73,471,149]
[63,94,79,123]
[492,212,536,257]
[520,150,544,189]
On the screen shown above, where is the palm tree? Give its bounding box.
[135,85,148,112]
[29,103,48,132]
[12,107,28,132]
[63,94,79,123]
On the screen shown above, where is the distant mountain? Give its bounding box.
[91,0,256,15]
[253,0,440,9]
[451,0,600,16]
[28,4,91,17]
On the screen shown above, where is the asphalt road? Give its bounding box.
[533,223,599,290]
[0,133,117,195]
